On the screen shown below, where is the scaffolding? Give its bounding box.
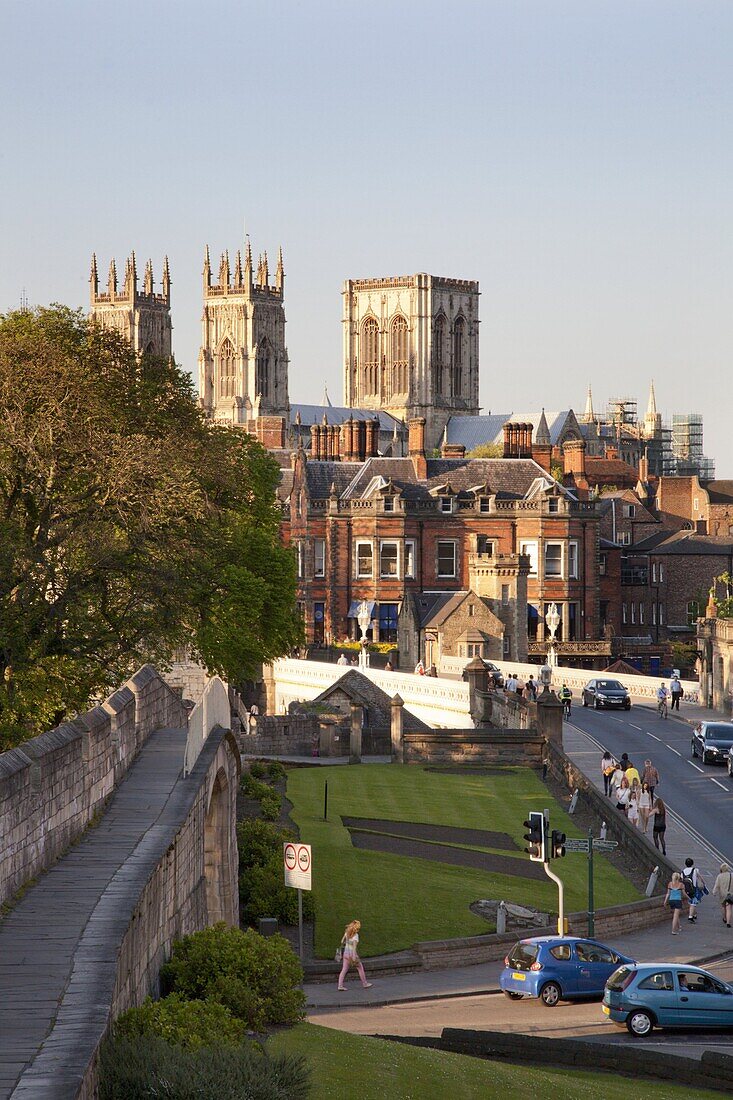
[606,398,638,429]
[671,413,714,477]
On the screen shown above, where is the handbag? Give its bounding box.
[335,947,342,963]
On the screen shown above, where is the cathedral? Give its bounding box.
[89,253,172,358]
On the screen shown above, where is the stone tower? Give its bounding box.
[198,240,289,424]
[342,273,480,450]
[89,253,172,357]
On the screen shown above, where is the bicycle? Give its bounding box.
[657,698,668,719]
[562,698,572,720]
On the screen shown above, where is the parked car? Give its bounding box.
[581,679,631,710]
[603,963,733,1036]
[690,721,733,765]
[499,936,634,1007]
[480,660,504,688]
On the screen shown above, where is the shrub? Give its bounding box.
[238,819,293,872]
[267,761,286,782]
[237,819,314,926]
[259,791,282,820]
[99,1035,309,1100]
[160,923,306,1030]
[249,761,268,780]
[113,994,246,1050]
[241,774,271,802]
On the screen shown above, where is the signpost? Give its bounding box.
[563,831,618,936]
[284,843,312,960]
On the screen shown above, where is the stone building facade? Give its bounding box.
[198,240,289,425]
[342,273,480,450]
[90,253,172,357]
[698,614,733,714]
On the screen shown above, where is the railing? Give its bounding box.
[184,676,231,776]
[527,641,612,655]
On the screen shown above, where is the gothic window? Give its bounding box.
[391,316,408,394]
[219,339,236,398]
[433,316,445,395]
[452,317,465,396]
[256,339,270,401]
[361,318,379,397]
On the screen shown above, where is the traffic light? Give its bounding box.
[523,811,546,863]
[551,829,567,859]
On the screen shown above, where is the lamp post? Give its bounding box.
[356,601,372,670]
[545,602,560,668]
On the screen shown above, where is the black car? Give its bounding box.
[691,721,733,765]
[581,679,631,710]
[480,660,504,688]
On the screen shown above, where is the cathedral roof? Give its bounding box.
[290,403,404,433]
[445,411,579,450]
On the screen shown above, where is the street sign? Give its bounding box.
[565,839,590,852]
[284,842,312,891]
[592,840,619,852]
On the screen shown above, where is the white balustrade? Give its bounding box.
[184,675,231,776]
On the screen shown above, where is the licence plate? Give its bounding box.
[602,1005,610,1015]
[512,972,526,981]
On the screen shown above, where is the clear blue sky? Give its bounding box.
[2,0,731,472]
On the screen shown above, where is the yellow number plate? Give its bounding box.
[602,1005,610,1015]
[512,972,526,981]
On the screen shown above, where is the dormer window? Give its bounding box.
[383,496,395,513]
[479,497,491,513]
[548,497,559,513]
[440,496,453,514]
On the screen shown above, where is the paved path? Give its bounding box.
[0,728,187,1100]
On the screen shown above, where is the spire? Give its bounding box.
[126,251,137,295]
[275,246,284,292]
[646,379,657,418]
[256,253,263,285]
[162,255,170,301]
[143,258,153,295]
[107,258,117,296]
[322,383,332,408]
[262,250,269,285]
[219,250,230,289]
[582,385,595,423]
[535,408,551,446]
[89,253,98,297]
[203,245,211,288]
[234,249,243,287]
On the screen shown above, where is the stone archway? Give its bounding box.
[204,768,234,925]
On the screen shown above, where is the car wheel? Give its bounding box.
[539,981,562,1007]
[691,741,697,758]
[594,698,600,710]
[503,991,523,1000]
[583,696,588,707]
[624,702,631,710]
[626,1010,654,1037]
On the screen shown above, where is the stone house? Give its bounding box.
[698,613,733,714]
[398,589,506,672]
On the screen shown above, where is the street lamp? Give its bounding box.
[356,600,372,669]
[545,602,560,668]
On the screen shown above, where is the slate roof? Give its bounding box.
[703,481,733,504]
[583,457,640,485]
[632,530,733,556]
[445,410,580,450]
[303,462,360,500]
[336,456,551,503]
[313,669,429,731]
[290,403,403,432]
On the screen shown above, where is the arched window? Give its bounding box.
[256,339,270,400]
[361,318,379,396]
[391,315,408,394]
[452,317,465,396]
[219,338,236,398]
[433,316,445,395]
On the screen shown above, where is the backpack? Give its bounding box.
[682,869,696,899]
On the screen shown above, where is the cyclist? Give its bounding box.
[656,682,669,719]
[559,683,572,719]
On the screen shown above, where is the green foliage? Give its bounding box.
[259,792,282,821]
[237,819,315,926]
[466,441,504,459]
[550,461,564,482]
[241,769,283,821]
[267,762,286,782]
[160,923,306,1030]
[249,761,269,779]
[242,774,273,801]
[99,1035,309,1100]
[114,993,246,1050]
[0,306,301,748]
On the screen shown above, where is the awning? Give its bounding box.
[347,599,376,618]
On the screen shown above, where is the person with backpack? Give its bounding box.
[682,857,707,922]
[712,863,733,928]
[559,683,572,718]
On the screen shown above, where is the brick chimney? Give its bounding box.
[562,438,588,487]
[341,416,356,461]
[441,441,466,459]
[532,441,553,473]
[310,422,321,460]
[409,417,427,479]
[502,422,512,458]
[366,416,380,458]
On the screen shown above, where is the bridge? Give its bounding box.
[0,667,239,1100]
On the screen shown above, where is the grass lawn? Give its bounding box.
[268,1023,716,1099]
[286,765,640,957]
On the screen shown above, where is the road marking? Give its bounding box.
[711,778,729,791]
[688,761,704,773]
[608,717,624,723]
[646,732,662,741]
[630,724,642,730]
[667,746,681,756]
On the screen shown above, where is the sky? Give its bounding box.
[2,0,731,472]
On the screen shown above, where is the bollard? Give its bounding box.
[496,901,507,935]
[568,788,579,815]
[600,821,607,840]
[645,866,660,898]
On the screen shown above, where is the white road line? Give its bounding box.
[688,761,704,773]
[646,732,662,741]
[630,724,643,730]
[667,746,682,756]
[608,717,624,723]
[711,778,729,791]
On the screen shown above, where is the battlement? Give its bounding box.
[203,240,284,299]
[343,273,479,294]
[90,252,170,307]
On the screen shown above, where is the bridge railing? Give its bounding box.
[184,675,230,776]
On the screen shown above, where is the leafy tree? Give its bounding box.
[466,442,503,459]
[0,306,301,747]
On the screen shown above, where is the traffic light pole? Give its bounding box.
[587,827,595,937]
[543,861,565,935]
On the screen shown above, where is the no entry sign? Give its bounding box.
[283,842,312,891]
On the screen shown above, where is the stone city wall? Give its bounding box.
[402,729,545,767]
[0,665,186,909]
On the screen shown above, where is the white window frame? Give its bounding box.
[440,496,453,514]
[379,540,399,578]
[479,497,491,513]
[436,539,457,579]
[623,503,636,518]
[314,538,326,578]
[652,602,657,625]
[544,541,563,579]
[659,602,664,625]
[297,540,304,579]
[599,553,607,577]
[568,541,579,580]
[652,562,657,583]
[659,563,665,582]
[404,539,416,579]
[631,602,636,624]
[356,540,373,578]
[622,602,627,624]
[620,531,631,546]
[639,602,644,625]
[383,495,395,513]
[520,540,538,576]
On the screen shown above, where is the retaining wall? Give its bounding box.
[0,665,186,909]
[403,730,545,767]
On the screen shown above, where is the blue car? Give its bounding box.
[500,936,634,1007]
[603,963,733,1036]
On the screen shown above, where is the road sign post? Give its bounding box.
[284,843,312,961]
[588,827,595,937]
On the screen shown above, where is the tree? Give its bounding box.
[466,442,504,459]
[0,306,301,748]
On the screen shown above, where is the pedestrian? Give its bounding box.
[428,663,438,677]
[248,703,259,731]
[414,659,425,675]
[384,658,394,671]
[515,675,525,697]
[616,775,631,816]
[505,672,517,693]
[601,750,616,796]
[350,655,359,665]
[610,762,625,801]
[638,782,653,834]
[651,796,667,855]
[526,675,538,701]
[627,787,640,828]
[712,863,733,928]
[336,920,372,991]
[682,858,707,923]
[641,759,660,799]
[559,683,572,717]
[664,871,688,934]
[625,759,640,786]
[670,674,684,712]
[337,653,349,666]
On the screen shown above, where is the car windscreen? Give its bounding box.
[606,965,635,991]
[705,725,733,745]
[508,942,539,970]
[596,681,624,691]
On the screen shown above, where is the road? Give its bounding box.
[565,701,733,866]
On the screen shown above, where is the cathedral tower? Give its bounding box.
[89,253,172,357]
[198,240,289,424]
[342,273,480,450]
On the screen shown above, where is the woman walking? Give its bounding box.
[601,750,616,797]
[712,863,733,928]
[337,920,372,991]
[627,787,640,829]
[638,782,653,834]
[651,797,667,855]
[664,872,688,934]
[616,775,631,816]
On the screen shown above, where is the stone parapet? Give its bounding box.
[402,729,545,767]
